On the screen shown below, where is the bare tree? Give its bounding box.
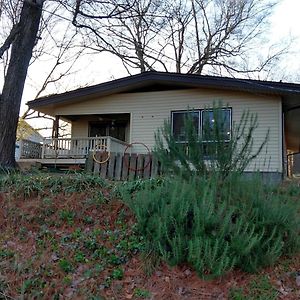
[21,1,129,136]
[0,0,139,169]
[21,23,86,119]
[71,0,284,76]
[0,0,44,169]
[0,0,289,169]
[0,1,75,168]
[186,0,281,75]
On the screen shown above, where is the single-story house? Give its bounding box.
[26,71,300,180]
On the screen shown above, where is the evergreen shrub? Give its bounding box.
[125,175,300,277]
[122,105,299,277]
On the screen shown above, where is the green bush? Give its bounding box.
[125,175,300,277]
[121,105,299,278]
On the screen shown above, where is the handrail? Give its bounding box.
[40,136,128,159]
[43,136,110,142]
[19,139,42,159]
[42,136,130,145]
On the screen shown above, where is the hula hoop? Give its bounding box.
[93,144,111,164]
[123,142,151,172]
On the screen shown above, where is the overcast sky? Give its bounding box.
[269,0,300,76]
[271,0,300,37]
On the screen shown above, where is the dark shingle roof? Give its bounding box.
[27,71,300,110]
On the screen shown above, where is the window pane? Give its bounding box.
[202,109,231,141]
[172,111,199,142]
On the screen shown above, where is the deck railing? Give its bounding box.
[19,139,42,159]
[41,136,129,159]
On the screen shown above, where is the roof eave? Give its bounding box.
[27,72,300,109]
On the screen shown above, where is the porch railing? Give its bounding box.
[19,139,42,159]
[41,136,129,159]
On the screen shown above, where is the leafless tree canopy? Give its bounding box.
[0,0,91,132]
[0,0,138,168]
[69,0,282,76]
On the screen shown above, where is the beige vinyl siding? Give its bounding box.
[71,119,89,137]
[55,88,282,172]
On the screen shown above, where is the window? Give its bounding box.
[172,111,200,142]
[171,108,232,142]
[201,108,231,142]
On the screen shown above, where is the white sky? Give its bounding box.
[271,0,300,37]
[269,0,300,76]
[13,0,300,134]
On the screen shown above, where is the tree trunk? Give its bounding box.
[0,0,43,169]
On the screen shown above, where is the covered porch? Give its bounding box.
[18,112,131,165]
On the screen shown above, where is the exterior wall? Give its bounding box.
[54,88,282,173]
[72,119,89,137]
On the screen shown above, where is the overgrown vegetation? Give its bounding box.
[0,171,106,197]
[124,175,300,278]
[0,106,299,298]
[121,106,300,278]
[0,171,299,298]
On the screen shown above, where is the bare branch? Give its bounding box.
[0,23,20,58]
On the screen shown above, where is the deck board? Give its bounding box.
[18,158,86,165]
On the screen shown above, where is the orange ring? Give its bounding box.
[93,144,110,164]
[123,142,151,172]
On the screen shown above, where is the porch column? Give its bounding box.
[52,115,60,139]
[52,115,60,150]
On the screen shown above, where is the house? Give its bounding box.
[25,71,300,180]
[15,119,43,160]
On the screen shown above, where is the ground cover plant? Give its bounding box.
[0,172,300,299]
[0,173,146,299]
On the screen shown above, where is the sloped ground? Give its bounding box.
[0,174,299,299]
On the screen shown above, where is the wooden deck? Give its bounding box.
[18,158,87,165]
[17,137,161,179]
[18,136,129,166]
